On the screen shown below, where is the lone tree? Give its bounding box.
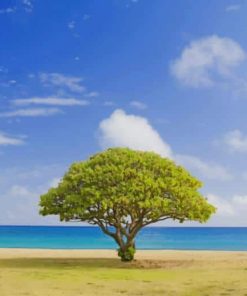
[40,148,215,261]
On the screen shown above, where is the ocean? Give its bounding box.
[0,226,246,250]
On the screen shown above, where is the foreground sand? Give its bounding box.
[0,249,247,295]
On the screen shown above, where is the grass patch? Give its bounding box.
[0,255,247,295]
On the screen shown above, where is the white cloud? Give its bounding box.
[99,109,173,158]
[0,108,62,118]
[223,129,247,152]
[13,97,89,107]
[226,4,241,12]
[0,132,24,146]
[98,109,232,181]
[171,35,246,87]
[130,100,147,110]
[40,73,85,93]
[176,154,232,181]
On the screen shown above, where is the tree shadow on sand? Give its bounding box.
[0,258,191,269]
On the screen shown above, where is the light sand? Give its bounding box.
[0,248,246,262]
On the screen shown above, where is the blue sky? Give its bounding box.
[1,0,247,226]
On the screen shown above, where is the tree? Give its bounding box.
[39,148,216,261]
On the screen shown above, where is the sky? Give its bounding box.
[1,0,247,226]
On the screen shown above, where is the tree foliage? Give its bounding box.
[40,148,216,261]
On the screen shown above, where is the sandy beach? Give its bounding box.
[1,248,247,270]
[0,248,247,262]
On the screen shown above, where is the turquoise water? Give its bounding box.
[0,226,247,250]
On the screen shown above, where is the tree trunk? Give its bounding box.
[117,240,136,262]
[97,223,138,262]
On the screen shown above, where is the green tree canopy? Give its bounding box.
[40,148,216,261]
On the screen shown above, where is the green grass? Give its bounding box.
[0,256,247,295]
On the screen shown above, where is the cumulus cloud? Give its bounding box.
[13,97,89,107]
[223,129,247,152]
[98,109,232,181]
[40,73,85,93]
[171,35,246,87]
[130,101,147,110]
[0,132,24,146]
[0,108,62,118]
[99,109,173,158]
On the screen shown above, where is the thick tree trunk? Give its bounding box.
[97,222,138,262]
[117,239,136,262]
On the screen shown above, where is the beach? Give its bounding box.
[1,248,247,261]
[0,249,247,295]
